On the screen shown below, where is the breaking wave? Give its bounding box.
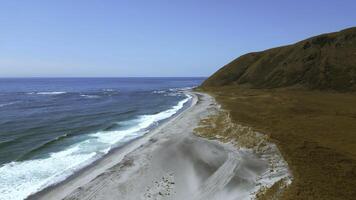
[0,94,192,200]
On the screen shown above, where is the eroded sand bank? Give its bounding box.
[32,92,291,200]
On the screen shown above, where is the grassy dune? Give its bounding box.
[200,27,356,199]
[198,86,356,199]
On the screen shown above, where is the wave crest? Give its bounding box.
[28,91,67,95]
[0,94,192,200]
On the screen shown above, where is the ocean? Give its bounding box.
[0,77,204,200]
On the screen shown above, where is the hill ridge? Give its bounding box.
[202,27,356,91]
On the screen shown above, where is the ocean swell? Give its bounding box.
[0,94,191,200]
[0,102,18,108]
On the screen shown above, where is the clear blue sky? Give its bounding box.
[1,0,355,77]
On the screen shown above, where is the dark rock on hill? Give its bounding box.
[202,27,356,91]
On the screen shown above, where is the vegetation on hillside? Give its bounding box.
[200,27,356,199]
[202,27,356,91]
[197,87,356,200]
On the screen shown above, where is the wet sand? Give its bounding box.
[30,92,290,200]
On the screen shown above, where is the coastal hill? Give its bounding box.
[200,27,356,199]
[202,27,356,91]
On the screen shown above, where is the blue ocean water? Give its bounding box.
[0,77,204,200]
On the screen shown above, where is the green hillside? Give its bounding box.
[202,27,356,91]
[200,27,356,199]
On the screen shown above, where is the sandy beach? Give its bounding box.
[29,92,291,200]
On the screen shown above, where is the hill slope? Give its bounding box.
[200,27,356,199]
[202,27,356,91]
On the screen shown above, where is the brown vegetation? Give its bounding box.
[197,86,356,199]
[202,27,356,91]
[200,27,356,199]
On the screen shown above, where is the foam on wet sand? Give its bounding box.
[31,92,291,200]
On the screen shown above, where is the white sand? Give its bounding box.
[31,92,290,200]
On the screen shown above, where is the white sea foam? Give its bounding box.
[80,94,100,99]
[0,102,17,108]
[93,94,191,145]
[169,86,196,92]
[153,86,196,95]
[102,89,115,92]
[0,145,97,200]
[152,90,166,94]
[0,94,191,200]
[35,91,67,95]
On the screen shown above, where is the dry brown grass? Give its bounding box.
[198,86,356,200]
[194,110,290,199]
[194,110,268,151]
[255,179,290,200]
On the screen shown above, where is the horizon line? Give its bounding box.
[0,76,208,79]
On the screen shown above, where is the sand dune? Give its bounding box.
[31,92,290,200]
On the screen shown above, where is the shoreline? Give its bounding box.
[29,91,291,200]
[27,92,197,200]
